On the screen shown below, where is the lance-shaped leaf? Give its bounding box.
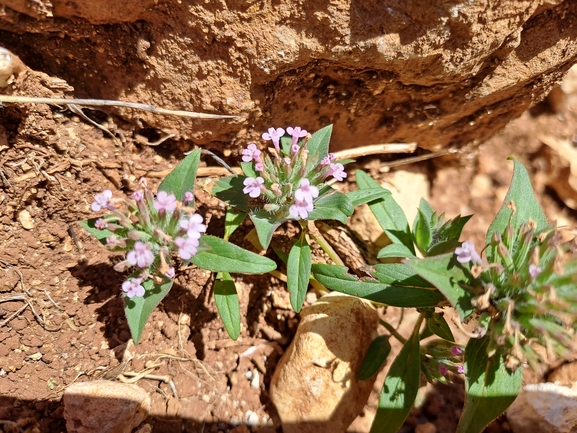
[192,235,276,274]
[224,208,246,241]
[370,321,422,433]
[311,264,445,307]
[406,253,475,321]
[457,336,522,433]
[371,263,434,288]
[377,244,417,259]
[212,175,250,212]
[305,124,332,170]
[287,233,312,312]
[347,188,391,208]
[214,272,241,340]
[125,278,173,344]
[355,170,415,255]
[158,149,200,201]
[307,192,354,224]
[358,335,392,380]
[428,312,455,342]
[486,158,548,248]
[413,209,432,254]
[249,211,288,250]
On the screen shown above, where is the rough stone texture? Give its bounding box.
[506,382,577,433]
[0,1,575,152]
[63,380,150,433]
[270,292,379,433]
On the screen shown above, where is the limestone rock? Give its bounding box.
[63,380,150,433]
[270,292,379,433]
[506,382,577,433]
[0,1,575,151]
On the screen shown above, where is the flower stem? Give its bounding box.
[306,220,345,266]
[379,319,407,344]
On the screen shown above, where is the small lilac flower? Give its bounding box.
[289,198,313,219]
[439,364,448,376]
[132,190,144,201]
[291,144,300,155]
[95,218,108,230]
[455,241,482,264]
[262,127,285,151]
[122,277,145,298]
[286,126,307,146]
[184,191,194,203]
[324,162,347,181]
[450,346,464,356]
[255,162,264,172]
[242,143,262,163]
[457,365,465,374]
[529,264,542,279]
[154,191,177,213]
[321,153,336,166]
[243,177,265,198]
[180,213,207,239]
[126,241,155,268]
[92,189,113,211]
[294,178,319,204]
[164,267,175,279]
[106,235,120,247]
[174,236,200,260]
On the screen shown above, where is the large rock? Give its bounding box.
[270,292,379,433]
[63,380,150,433]
[0,1,575,151]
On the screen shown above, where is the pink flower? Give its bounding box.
[184,191,194,203]
[294,178,319,205]
[324,162,347,181]
[126,241,155,268]
[455,241,482,264]
[529,264,542,279]
[450,346,464,356]
[180,213,206,239]
[242,143,262,163]
[95,218,108,230]
[92,189,114,211]
[154,191,177,213]
[439,364,448,376]
[291,144,300,155]
[262,127,285,151]
[286,126,307,146]
[164,267,175,279]
[243,177,264,198]
[289,198,313,219]
[321,153,336,166]
[122,277,145,298]
[255,162,264,172]
[132,190,144,201]
[175,236,200,260]
[457,365,465,374]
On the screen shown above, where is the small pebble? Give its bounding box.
[245,410,259,426]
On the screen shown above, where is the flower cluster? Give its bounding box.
[455,218,577,370]
[91,179,206,298]
[240,126,347,220]
[421,340,465,384]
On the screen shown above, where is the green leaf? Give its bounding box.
[486,158,548,247]
[428,312,454,342]
[413,209,432,254]
[250,211,287,250]
[287,233,312,312]
[192,235,277,274]
[355,170,415,255]
[371,264,434,288]
[305,125,332,170]
[214,272,241,340]
[240,161,258,178]
[311,264,445,307]
[358,335,392,380]
[370,322,422,433]
[125,278,173,344]
[457,336,522,433]
[347,188,391,208]
[307,192,354,224]
[406,254,475,321]
[377,244,417,259]
[224,208,246,241]
[158,149,200,201]
[212,175,250,212]
[416,198,435,223]
[78,218,114,245]
[426,240,462,256]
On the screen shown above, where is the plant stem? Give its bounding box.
[306,220,345,266]
[380,319,407,344]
